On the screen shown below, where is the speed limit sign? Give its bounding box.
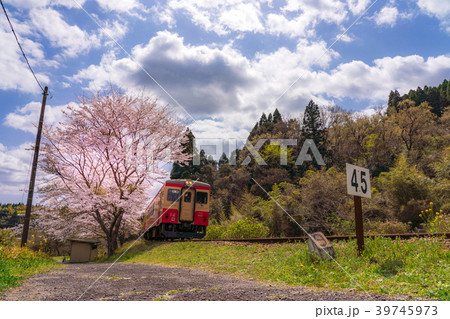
[346,163,371,198]
[346,163,371,255]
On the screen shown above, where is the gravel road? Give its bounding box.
[0,262,401,301]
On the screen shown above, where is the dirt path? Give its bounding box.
[0,262,400,301]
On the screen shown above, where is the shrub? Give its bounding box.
[420,202,450,233]
[204,225,227,240]
[364,220,411,234]
[329,216,354,235]
[298,168,351,233]
[377,155,433,224]
[225,218,270,239]
[0,229,16,246]
[330,218,410,235]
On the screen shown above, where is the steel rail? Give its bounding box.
[193,232,450,244]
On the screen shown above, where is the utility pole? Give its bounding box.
[21,86,48,247]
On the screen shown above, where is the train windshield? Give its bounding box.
[196,191,208,204]
[167,189,180,201]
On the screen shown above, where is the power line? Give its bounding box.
[0,0,45,93]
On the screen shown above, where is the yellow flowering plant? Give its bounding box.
[420,202,449,233]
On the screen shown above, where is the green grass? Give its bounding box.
[101,237,450,300]
[0,245,61,293]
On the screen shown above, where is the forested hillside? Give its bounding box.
[172,79,450,237]
[388,78,450,117]
[0,204,24,229]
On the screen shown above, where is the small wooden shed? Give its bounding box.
[69,238,101,263]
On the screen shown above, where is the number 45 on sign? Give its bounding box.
[346,163,371,198]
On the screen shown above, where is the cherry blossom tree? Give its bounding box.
[36,89,189,256]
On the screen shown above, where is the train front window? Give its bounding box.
[184,192,192,202]
[167,189,180,202]
[196,191,208,204]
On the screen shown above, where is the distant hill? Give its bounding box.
[0,203,25,229]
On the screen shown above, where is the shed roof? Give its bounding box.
[68,238,101,244]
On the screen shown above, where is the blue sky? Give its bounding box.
[0,0,449,203]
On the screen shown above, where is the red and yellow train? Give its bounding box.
[142,179,210,240]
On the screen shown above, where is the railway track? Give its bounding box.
[195,232,450,244]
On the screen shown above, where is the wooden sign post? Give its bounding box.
[346,164,371,256]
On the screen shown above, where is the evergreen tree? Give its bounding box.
[426,87,441,116]
[259,113,267,126]
[267,113,273,122]
[207,154,217,166]
[199,149,208,166]
[302,100,324,140]
[446,80,450,103]
[388,79,450,117]
[415,86,426,105]
[218,152,229,166]
[438,79,448,99]
[230,149,240,167]
[170,128,196,179]
[301,100,328,169]
[249,122,259,138]
[407,89,417,103]
[273,108,282,123]
[388,90,401,114]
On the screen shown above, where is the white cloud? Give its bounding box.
[4,101,72,134]
[0,20,49,93]
[268,0,348,38]
[218,3,264,33]
[29,8,100,58]
[154,0,349,37]
[151,4,176,27]
[9,0,87,10]
[25,7,129,59]
[354,105,387,117]
[337,33,354,42]
[69,31,450,139]
[417,0,450,19]
[158,0,266,35]
[417,0,450,33]
[374,6,399,27]
[347,0,371,15]
[10,0,147,14]
[190,117,255,140]
[5,1,131,64]
[309,55,450,101]
[72,31,254,116]
[99,20,129,44]
[0,142,34,197]
[94,0,149,18]
[1,99,77,201]
[266,12,316,38]
[71,31,339,121]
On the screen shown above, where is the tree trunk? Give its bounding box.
[107,236,114,257]
[105,206,125,256]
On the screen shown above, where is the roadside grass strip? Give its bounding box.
[0,245,61,293]
[101,237,450,300]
